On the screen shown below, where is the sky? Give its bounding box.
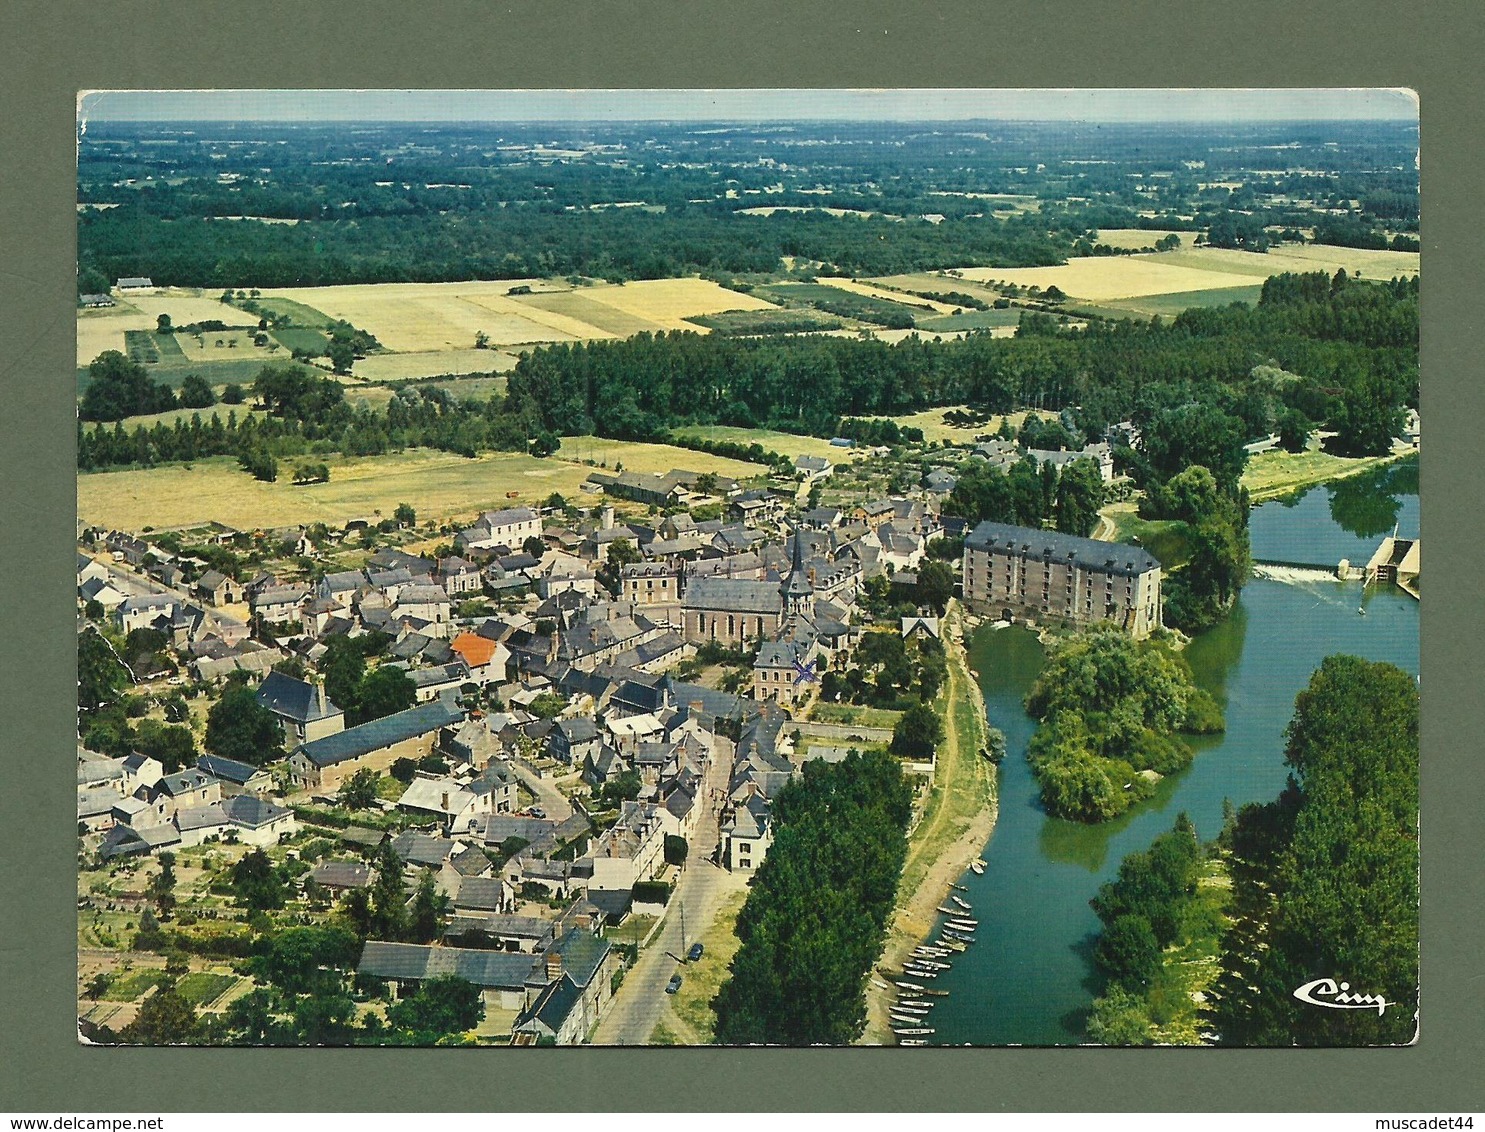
[77,88,1418,125]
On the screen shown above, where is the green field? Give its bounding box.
[76,355,285,394]
[1082,284,1264,320]
[123,329,187,364]
[668,425,849,463]
[686,307,845,335]
[175,971,237,1007]
[101,970,167,1001]
[272,327,331,355]
[915,308,1025,332]
[233,295,335,329]
[754,282,924,328]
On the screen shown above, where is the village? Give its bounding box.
[74,410,1174,1047]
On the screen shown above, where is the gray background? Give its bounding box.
[2,0,1480,1112]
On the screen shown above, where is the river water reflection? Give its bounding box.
[927,467,1419,1045]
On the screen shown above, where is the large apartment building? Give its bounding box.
[962,521,1162,638]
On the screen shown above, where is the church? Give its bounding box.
[680,530,816,647]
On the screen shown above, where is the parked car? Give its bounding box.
[665,973,683,994]
[687,942,704,962]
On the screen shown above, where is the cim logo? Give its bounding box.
[1292,977,1395,1015]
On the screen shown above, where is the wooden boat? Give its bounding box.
[945,917,978,929]
[893,1027,935,1036]
[894,980,925,991]
[916,960,951,970]
[950,883,968,892]
[936,906,959,916]
[969,860,986,875]
[871,978,889,990]
[899,1000,935,1010]
[902,968,938,979]
[941,931,974,944]
[921,988,949,997]
[892,1005,929,1017]
[951,895,972,911]
[898,1039,928,1046]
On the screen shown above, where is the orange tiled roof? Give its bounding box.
[450,632,498,667]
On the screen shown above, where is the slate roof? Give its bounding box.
[257,671,342,724]
[682,577,782,615]
[551,926,612,989]
[389,831,458,868]
[309,861,373,889]
[556,716,600,744]
[196,754,264,786]
[174,803,228,833]
[297,698,463,768]
[357,942,540,989]
[452,876,506,912]
[157,769,218,796]
[517,973,583,1036]
[221,794,293,828]
[965,521,1160,577]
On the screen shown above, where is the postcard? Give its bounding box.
[72,89,1419,1048]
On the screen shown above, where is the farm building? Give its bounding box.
[115,277,155,291]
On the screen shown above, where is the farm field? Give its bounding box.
[1090,228,1196,250]
[256,277,771,353]
[755,282,924,327]
[880,244,1419,309]
[668,426,852,464]
[270,327,331,355]
[1075,284,1266,319]
[539,277,774,331]
[1157,243,1421,279]
[685,307,845,336]
[260,281,582,351]
[915,308,1026,332]
[76,355,286,395]
[887,406,1029,444]
[78,439,766,531]
[950,257,1262,301]
[554,435,764,479]
[815,277,953,314]
[350,349,518,382]
[78,288,275,365]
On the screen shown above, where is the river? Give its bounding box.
[927,460,1419,1046]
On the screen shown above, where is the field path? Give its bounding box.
[860,600,997,1044]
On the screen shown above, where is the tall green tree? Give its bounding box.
[204,684,284,765]
[1213,656,1419,1046]
[1053,457,1105,537]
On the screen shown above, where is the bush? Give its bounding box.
[632,880,672,906]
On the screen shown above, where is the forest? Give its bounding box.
[1210,655,1420,1046]
[77,117,1418,291]
[711,749,912,1045]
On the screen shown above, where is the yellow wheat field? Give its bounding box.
[78,439,767,532]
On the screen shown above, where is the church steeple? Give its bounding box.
[782,527,814,620]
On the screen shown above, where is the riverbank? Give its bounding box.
[859,599,997,1045]
[1242,441,1412,503]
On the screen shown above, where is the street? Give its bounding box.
[589,736,737,1045]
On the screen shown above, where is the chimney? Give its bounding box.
[545,950,563,982]
[601,505,615,532]
[441,792,450,810]
[315,678,327,714]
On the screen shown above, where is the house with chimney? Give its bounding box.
[255,671,345,746]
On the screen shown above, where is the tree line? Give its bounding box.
[712,750,913,1044]
[1210,655,1419,1046]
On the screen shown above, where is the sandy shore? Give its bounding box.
[859,604,998,1045]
